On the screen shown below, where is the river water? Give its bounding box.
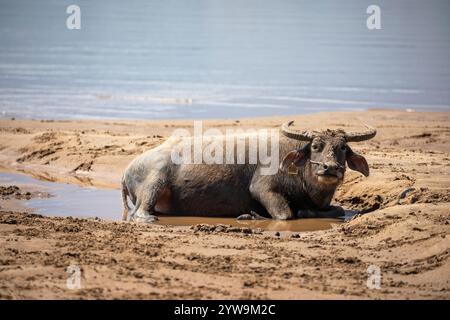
[0,0,449,120]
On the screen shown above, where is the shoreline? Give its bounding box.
[3,106,450,124]
[0,109,449,299]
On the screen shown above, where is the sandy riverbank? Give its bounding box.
[0,109,449,299]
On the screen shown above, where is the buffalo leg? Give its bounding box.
[251,186,294,220]
[132,208,158,223]
[130,175,167,223]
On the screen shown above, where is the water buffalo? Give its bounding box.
[121,122,376,222]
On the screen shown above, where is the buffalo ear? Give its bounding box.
[346,146,369,177]
[280,144,310,172]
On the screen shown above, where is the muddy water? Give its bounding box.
[155,216,342,232]
[0,171,351,232]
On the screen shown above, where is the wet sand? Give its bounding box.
[0,109,449,299]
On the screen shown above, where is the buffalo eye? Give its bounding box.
[340,145,347,151]
[311,143,322,152]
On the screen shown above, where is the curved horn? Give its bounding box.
[345,124,377,142]
[280,121,314,141]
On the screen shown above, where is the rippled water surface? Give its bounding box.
[0,0,449,119]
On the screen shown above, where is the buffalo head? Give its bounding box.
[280,121,376,187]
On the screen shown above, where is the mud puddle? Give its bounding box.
[0,171,355,231]
[156,216,344,232]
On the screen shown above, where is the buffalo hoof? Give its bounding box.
[133,215,159,223]
[250,211,269,220]
[236,211,269,220]
[236,214,253,220]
